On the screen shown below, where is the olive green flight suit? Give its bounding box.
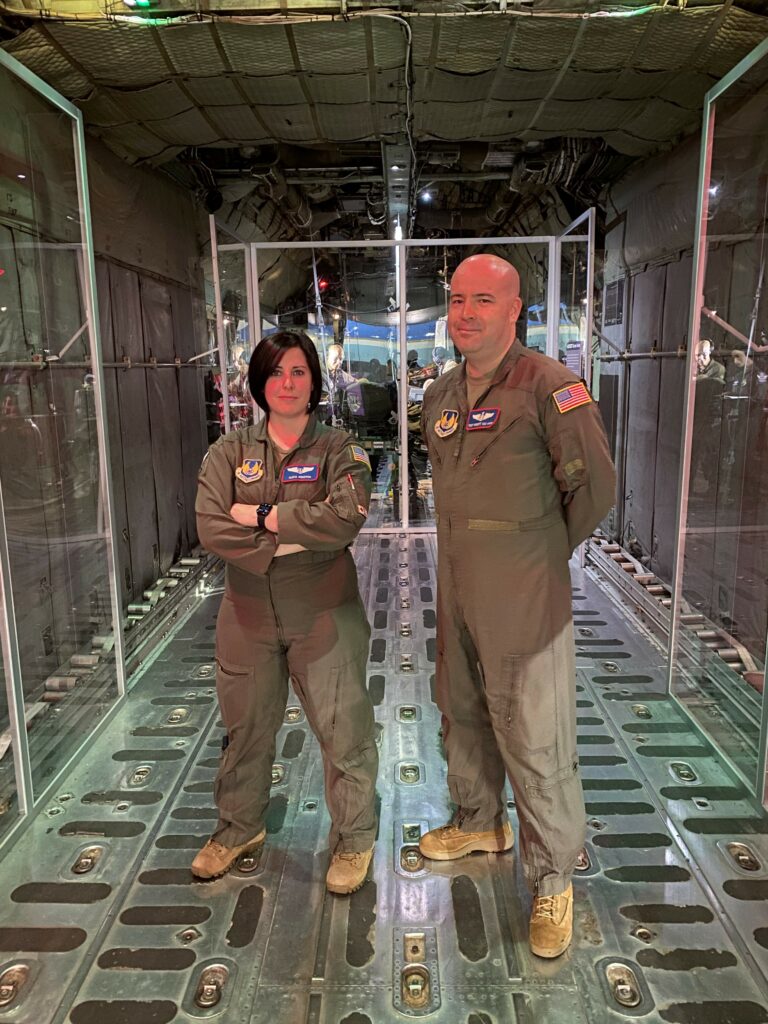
[422,340,616,895]
[196,414,377,854]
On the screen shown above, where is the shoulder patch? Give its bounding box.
[552,381,592,414]
[350,444,371,470]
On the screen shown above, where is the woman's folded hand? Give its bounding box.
[230,503,258,527]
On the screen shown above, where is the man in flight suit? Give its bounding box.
[419,254,615,957]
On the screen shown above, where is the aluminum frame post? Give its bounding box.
[398,241,409,529]
[0,477,34,816]
[209,214,232,435]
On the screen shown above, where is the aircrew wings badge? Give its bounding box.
[434,409,459,438]
[235,459,264,483]
[466,407,500,430]
[350,444,371,470]
[552,381,593,414]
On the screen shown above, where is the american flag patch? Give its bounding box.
[552,381,592,414]
[350,444,371,470]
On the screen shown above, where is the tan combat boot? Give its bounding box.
[326,846,374,894]
[529,883,573,958]
[191,830,266,880]
[419,820,513,861]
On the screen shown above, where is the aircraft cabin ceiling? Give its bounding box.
[2,0,768,240]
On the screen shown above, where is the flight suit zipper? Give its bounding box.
[469,416,522,467]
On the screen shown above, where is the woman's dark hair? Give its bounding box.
[248,330,323,415]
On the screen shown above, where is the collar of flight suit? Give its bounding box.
[448,338,525,407]
[249,412,324,449]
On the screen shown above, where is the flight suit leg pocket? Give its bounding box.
[491,647,557,753]
[214,658,255,734]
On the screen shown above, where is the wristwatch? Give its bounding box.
[256,503,273,530]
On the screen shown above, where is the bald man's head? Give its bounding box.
[447,254,523,370]
[452,254,521,297]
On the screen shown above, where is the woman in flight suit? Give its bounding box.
[193,330,377,894]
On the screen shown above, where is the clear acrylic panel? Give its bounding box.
[407,241,551,526]
[671,47,768,789]
[253,245,401,526]
[0,61,121,801]
[218,245,254,429]
[559,239,591,377]
[0,598,20,840]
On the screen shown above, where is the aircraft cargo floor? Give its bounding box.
[1,535,767,1024]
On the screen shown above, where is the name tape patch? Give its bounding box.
[235,458,264,483]
[350,444,371,470]
[466,407,500,431]
[282,464,320,483]
[552,382,593,415]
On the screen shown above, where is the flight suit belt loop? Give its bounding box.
[439,510,564,532]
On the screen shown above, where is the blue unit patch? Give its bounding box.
[282,464,320,483]
[466,407,500,431]
[350,444,371,470]
[434,409,459,438]
[235,458,264,483]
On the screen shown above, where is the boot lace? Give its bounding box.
[334,850,367,866]
[438,811,467,836]
[532,894,558,922]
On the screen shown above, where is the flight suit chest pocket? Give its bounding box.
[279,452,328,502]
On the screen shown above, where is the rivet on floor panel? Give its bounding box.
[631,704,651,719]
[602,662,619,673]
[669,761,698,784]
[284,706,303,723]
[178,927,202,944]
[587,818,606,831]
[404,932,426,963]
[0,965,30,1009]
[399,764,421,784]
[401,966,430,1009]
[579,627,595,637]
[127,765,153,786]
[236,847,264,874]
[726,841,762,873]
[401,846,424,873]
[630,925,654,943]
[403,824,421,843]
[71,845,105,875]
[194,964,229,1008]
[575,848,591,872]
[271,764,285,785]
[606,962,641,1008]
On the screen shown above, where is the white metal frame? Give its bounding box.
[668,37,768,805]
[0,49,127,831]
[210,223,594,531]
